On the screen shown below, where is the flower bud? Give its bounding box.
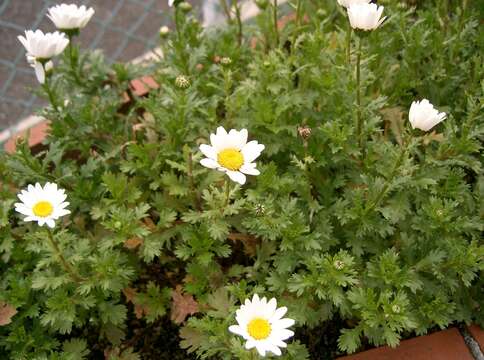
[298,126,312,140]
[159,26,170,38]
[409,99,447,132]
[254,204,266,216]
[179,2,192,13]
[316,9,327,19]
[334,260,345,270]
[220,57,232,65]
[175,75,190,89]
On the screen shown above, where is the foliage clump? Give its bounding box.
[1,0,483,359]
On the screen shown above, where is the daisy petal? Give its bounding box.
[200,158,219,169]
[226,171,246,185]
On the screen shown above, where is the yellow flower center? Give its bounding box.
[217,148,244,171]
[32,201,54,218]
[247,318,271,340]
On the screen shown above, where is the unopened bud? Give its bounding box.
[175,75,190,89]
[159,26,170,38]
[298,126,312,140]
[179,2,192,12]
[254,203,266,216]
[220,57,232,65]
[334,260,345,270]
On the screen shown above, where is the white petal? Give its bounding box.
[228,325,246,337]
[270,307,288,322]
[240,163,260,176]
[242,141,265,163]
[226,171,246,185]
[245,339,257,350]
[200,158,219,169]
[274,318,295,329]
[46,219,56,228]
[33,62,45,84]
[199,144,217,160]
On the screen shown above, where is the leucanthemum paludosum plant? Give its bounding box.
[14,182,70,228]
[1,0,483,359]
[229,294,295,357]
[199,127,265,185]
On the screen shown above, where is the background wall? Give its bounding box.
[0,0,174,132]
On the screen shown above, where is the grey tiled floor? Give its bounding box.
[0,0,174,131]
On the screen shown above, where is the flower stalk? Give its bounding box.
[273,0,279,47]
[42,71,59,112]
[224,179,231,208]
[46,228,83,283]
[346,25,352,64]
[355,36,363,157]
[234,0,243,46]
[220,0,233,24]
[66,34,81,84]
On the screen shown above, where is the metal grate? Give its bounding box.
[0,0,173,132]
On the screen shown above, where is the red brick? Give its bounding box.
[467,325,484,352]
[4,121,49,154]
[339,328,473,360]
[130,76,159,97]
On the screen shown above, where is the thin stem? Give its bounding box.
[187,151,201,211]
[273,0,279,47]
[355,37,363,158]
[46,229,83,283]
[295,0,302,27]
[42,74,59,112]
[220,0,233,24]
[291,0,302,54]
[174,7,182,42]
[234,0,243,46]
[346,24,352,64]
[224,179,231,208]
[67,36,81,84]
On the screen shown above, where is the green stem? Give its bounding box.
[291,0,302,54]
[346,24,352,64]
[187,151,201,211]
[355,37,363,158]
[46,229,83,283]
[42,75,59,112]
[273,0,279,47]
[175,7,182,43]
[67,36,81,84]
[295,0,302,27]
[220,0,233,24]
[234,0,243,46]
[224,179,231,208]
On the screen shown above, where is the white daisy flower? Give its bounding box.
[18,30,69,60]
[409,99,447,132]
[229,294,295,357]
[347,3,386,31]
[47,4,95,30]
[14,182,71,228]
[199,127,265,185]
